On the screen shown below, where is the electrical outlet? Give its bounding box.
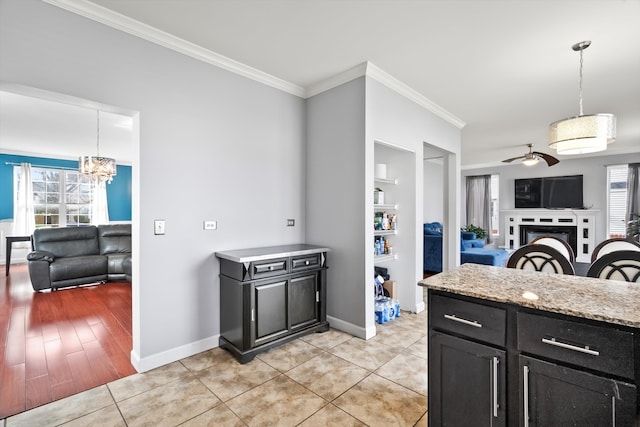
[287,219,295,227]
[154,220,165,235]
[203,220,217,230]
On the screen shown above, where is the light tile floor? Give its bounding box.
[3,292,428,427]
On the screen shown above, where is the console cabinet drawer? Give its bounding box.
[517,312,635,379]
[429,294,506,347]
[291,254,320,270]
[252,258,288,279]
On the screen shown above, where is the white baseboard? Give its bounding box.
[414,300,426,314]
[327,315,375,340]
[130,334,220,373]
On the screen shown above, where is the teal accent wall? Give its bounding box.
[0,153,132,221]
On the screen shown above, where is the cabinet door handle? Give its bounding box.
[541,337,600,356]
[612,395,616,426]
[523,365,529,427]
[443,314,482,328]
[492,357,499,418]
[251,308,255,322]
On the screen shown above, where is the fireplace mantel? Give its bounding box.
[502,209,598,263]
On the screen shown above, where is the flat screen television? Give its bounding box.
[515,175,584,209]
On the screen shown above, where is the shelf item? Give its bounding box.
[374,230,397,236]
[374,177,397,185]
[216,244,330,363]
[374,203,398,210]
[374,254,397,263]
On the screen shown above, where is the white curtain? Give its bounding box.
[13,163,36,245]
[91,180,110,225]
[466,175,492,243]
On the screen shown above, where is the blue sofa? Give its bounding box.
[423,222,509,272]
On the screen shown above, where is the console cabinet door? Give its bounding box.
[289,273,318,330]
[252,280,288,347]
[520,356,636,427]
[429,331,506,427]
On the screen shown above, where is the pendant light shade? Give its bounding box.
[549,41,616,155]
[549,113,616,155]
[79,110,117,183]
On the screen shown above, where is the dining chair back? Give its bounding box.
[529,235,575,263]
[507,244,575,275]
[586,250,640,283]
[590,238,640,263]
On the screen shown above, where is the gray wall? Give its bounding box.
[305,77,366,332]
[462,152,640,247]
[1,0,306,370]
[305,76,461,338]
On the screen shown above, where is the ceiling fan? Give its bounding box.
[502,144,559,167]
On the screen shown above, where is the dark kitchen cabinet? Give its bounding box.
[428,290,640,426]
[216,245,329,363]
[430,332,506,426]
[520,356,635,427]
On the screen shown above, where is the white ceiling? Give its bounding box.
[2,0,639,168]
[0,90,133,164]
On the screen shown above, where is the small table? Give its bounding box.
[5,235,31,276]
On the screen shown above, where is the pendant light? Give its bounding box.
[548,41,616,155]
[79,110,117,183]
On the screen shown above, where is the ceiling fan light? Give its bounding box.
[522,157,539,166]
[549,114,615,155]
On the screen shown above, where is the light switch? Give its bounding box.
[204,220,217,230]
[154,220,165,235]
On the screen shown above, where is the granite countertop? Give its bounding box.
[419,263,640,328]
[215,244,330,263]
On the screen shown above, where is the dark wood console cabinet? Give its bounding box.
[216,244,330,363]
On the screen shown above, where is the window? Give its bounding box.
[15,166,95,228]
[490,174,499,236]
[607,164,628,238]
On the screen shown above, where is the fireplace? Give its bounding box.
[520,225,577,256]
[502,209,597,263]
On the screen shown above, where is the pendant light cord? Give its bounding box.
[96,110,100,157]
[578,48,584,116]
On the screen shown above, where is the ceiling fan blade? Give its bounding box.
[502,155,525,163]
[533,151,560,166]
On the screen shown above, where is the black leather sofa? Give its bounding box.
[27,224,131,291]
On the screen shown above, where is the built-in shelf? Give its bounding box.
[374,229,397,236]
[374,177,397,185]
[374,203,398,210]
[374,254,397,263]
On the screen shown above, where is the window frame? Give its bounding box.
[606,164,628,239]
[14,166,96,228]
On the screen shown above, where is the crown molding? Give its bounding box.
[304,63,368,98]
[365,63,466,129]
[43,1,465,129]
[42,0,306,98]
[306,62,465,129]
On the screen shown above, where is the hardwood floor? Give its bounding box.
[0,264,135,419]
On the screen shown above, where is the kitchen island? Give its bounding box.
[419,263,640,426]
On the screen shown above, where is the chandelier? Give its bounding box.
[79,110,117,183]
[548,41,616,155]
